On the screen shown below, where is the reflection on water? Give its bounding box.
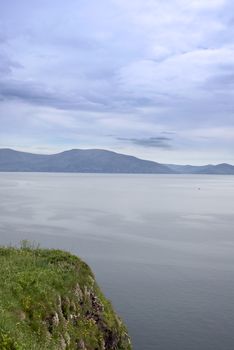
[1,173,234,350]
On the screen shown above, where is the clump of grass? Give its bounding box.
[0,241,131,350]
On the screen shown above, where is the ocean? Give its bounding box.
[1,173,234,350]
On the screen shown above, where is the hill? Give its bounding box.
[0,243,132,350]
[167,163,234,175]
[0,148,233,174]
[0,148,174,173]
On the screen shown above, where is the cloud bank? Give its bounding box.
[0,0,234,164]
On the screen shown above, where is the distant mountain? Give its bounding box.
[0,148,174,173]
[0,148,233,174]
[167,163,234,175]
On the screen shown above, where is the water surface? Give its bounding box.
[1,173,234,350]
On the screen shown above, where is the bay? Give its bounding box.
[1,173,234,350]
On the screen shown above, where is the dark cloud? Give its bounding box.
[0,54,22,76]
[161,131,176,135]
[204,73,234,90]
[0,79,105,111]
[0,77,170,114]
[117,136,172,148]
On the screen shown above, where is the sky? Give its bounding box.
[0,0,234,165]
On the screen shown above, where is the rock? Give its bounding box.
[45,312,60,333]
[74,283,83,301]
[61,296,71,320]
[64,332,71,346]
[77,339,87,350]
[60,336,66,350]
[15,310,26,321]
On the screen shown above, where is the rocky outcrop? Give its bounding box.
[0,245,132,350]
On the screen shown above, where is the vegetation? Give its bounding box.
[0,241,131,350]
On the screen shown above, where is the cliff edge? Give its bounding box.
[0,243,132,350]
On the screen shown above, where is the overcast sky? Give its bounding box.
[0,0,234,164]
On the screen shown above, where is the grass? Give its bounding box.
[0,241,131,350]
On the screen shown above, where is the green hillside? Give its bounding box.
[0,243,131,350]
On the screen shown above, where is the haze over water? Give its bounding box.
[1,173,234,350]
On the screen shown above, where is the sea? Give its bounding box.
[0,173,234,350]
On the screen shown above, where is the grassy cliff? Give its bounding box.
[0,243,132,350]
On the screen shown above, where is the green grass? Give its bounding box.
[0,242,132,350]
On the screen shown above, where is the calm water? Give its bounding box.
[1,173,234,350]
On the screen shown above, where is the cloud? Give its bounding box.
[203,70,234,90]
[118,47,234,99]
[0,79,104,111]
[0,0,234,164]
[185,0,226,9]
[117,136,172,149]
[0,54,22,77]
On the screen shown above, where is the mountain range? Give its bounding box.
[0,148,233,175]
